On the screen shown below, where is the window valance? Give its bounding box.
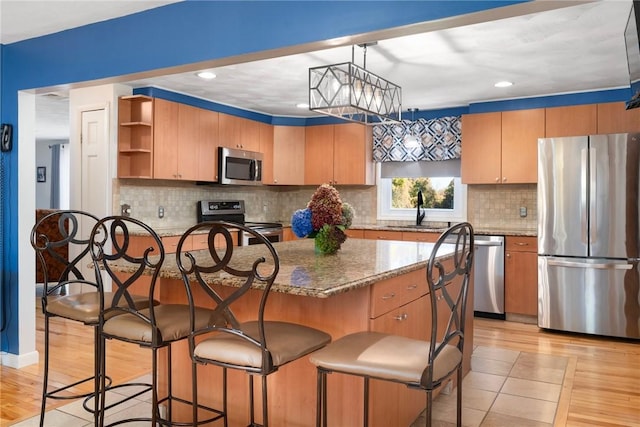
[372,116,461,162]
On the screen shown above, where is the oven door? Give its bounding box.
[242,228,283,246]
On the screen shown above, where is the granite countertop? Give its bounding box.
[119,238,453,299]
[346,223,537,237]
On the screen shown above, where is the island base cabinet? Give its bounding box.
[152,261,472,426]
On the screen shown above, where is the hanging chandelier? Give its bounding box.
[308,43,402,124]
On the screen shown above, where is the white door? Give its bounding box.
[77,108,109,291]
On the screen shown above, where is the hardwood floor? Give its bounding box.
[1,315,639,426]
[0,311,150,426]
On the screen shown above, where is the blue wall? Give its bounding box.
[0,1,534,355]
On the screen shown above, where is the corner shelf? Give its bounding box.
[118,95,154,178]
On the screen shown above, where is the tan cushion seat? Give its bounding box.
[46,291,154,324]
[194,320,332,368]
[102,304,214,343]
[309,331,461,387]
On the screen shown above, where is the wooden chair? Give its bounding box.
[90,216,216,426]
[309,222,474,427]
[176,221,332,427]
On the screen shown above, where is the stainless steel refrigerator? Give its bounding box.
[538,133,640,339]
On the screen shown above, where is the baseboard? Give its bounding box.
[1,350,39,368]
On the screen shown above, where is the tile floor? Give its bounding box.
[11,346,567,427]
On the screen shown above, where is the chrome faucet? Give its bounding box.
[416,190,425,226]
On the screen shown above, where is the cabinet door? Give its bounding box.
[597,102,640,134]
[260,122,275,185]
[501,108,544,184]
[333,123,374,185]
[239,117,260,152]
[545,105,597,137]
[369,296,428,427]
[402,231,439,242]
[153,98,179,179]
[461,112,502,184]
[273,126,305,185]
[196,108,219,182]
[176,103,201,181]
[505,236,538,316]
[304,125,334,185]
[218,113,242,149]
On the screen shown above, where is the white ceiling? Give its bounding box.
[1,0,634,140]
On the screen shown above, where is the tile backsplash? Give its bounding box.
[114,179,377,230]
[467,184,537,231]
[115,179,536,232]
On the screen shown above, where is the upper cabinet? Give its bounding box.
[461,109,544,184]
[117,95,154,178]
[265,126,305,185]
[304,123,375,186]
[218,113,261,152]
[597,102,640,134]
[545,105,597,137]
[153,100,219,181]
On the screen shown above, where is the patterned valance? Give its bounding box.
[372,116,461,162]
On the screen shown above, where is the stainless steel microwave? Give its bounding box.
[218,146,263,185]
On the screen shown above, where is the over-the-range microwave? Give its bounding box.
[218,146,263,185]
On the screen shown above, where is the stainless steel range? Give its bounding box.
[197,200,283,245]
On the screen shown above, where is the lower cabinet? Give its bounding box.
[505,236,538,316]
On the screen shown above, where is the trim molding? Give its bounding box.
[1,350,39,368]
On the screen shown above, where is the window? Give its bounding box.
[376,164,467,222]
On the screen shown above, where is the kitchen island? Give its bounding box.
[141,237,473,427]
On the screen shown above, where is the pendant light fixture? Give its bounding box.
[403,108,420,147]
[308,43,402,124]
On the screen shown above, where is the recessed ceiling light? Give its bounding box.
[494,81,513,88]
[196,71,217,80]
[296,103,309,109]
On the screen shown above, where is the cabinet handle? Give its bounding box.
[406,284,418,291]
[382,292,396,300]
[506,253,511,258]
[503,177,507,182]
[514,242,529,246]
[393,313,408,321]
[495,177,500,183]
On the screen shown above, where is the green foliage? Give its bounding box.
[391,177,455,209]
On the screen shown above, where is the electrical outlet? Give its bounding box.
[158,206,165,219]
[121,204,131,217]
[519,206,527,217]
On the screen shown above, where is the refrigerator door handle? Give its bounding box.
[581,148,588,244]
[547,259,633,270]
[589,147,597,245]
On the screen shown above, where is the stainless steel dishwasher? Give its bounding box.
[473,235,505,318]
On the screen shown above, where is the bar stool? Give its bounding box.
[309,222,474,427]
[176,221,332,427]
[30,210,153,426]
[90,216,219,426]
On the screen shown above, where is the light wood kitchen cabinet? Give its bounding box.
[218,112,260,152]
[505,236,538,317]
[461,112,501,184]
[545,104,597,137]
[363,230,403,241]
[500,108,544,183]
[153,101,219,181]
[117,95,154,178]
[402,231,440,242]
[282,227,302,241]
[266,126,305,185]
[461,109,543,184]
[597,102,640,134]
[304,123,375,186]
[257,121,275,184]
[344,228,365,239]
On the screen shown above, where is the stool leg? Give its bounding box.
[363,377,369,427]
[39,314,51,427]
[426,390,433,427]
[223,368,228,427]
[248,375,255,426]
[261,375,268,427]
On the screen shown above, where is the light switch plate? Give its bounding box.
[519,206,527,217]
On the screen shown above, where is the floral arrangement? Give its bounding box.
[291,184,355,254]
